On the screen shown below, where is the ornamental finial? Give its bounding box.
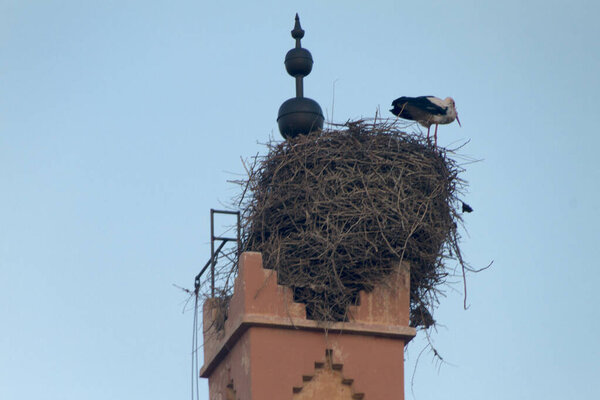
[276,14,324,139]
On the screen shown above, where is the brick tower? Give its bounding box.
[200,252,415,399]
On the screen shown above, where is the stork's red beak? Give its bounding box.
[456,115,461,127]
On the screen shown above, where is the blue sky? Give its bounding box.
[1,1,599,399]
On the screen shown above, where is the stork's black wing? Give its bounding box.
[391,96,446,115]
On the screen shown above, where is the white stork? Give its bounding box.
[390,96,461,146]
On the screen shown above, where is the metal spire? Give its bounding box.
[277,14,324,139]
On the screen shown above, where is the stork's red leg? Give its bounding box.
[427,126,430,141]
[434,124,438,147]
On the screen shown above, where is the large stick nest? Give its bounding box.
[236,120,466,328]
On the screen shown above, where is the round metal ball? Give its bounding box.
[284,48,313,77]
[277,97,324,139]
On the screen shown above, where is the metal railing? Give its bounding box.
[194,209,241,297]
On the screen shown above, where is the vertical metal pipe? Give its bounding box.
[210,209,215,297]
[295,76,304,98]
[236,211,241,262]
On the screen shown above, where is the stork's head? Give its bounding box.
[445,97,461,127]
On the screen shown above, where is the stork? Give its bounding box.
[390,96,461,146]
